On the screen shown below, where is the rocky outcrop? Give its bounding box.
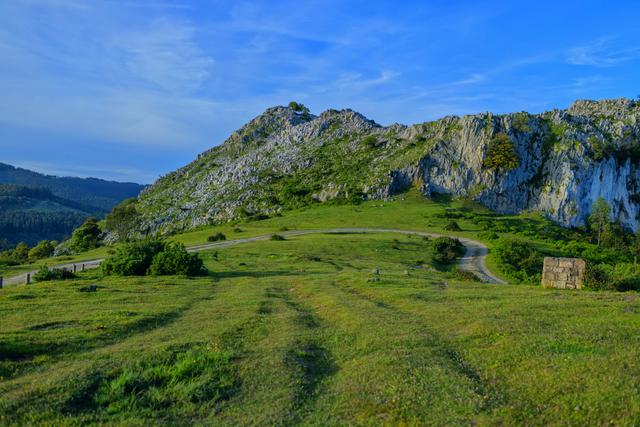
[131,98,640,237]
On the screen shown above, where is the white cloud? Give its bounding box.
[111,18,215,93]
[567,38,640,67]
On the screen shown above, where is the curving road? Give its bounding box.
[2,228,506,287]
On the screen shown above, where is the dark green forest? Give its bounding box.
[0,162,144,211]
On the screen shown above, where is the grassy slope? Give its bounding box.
[0,189,592,282]
[0,233,639,425]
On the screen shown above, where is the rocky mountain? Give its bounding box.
[0,162,145,212]
[130,98,640,236]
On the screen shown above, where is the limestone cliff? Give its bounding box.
[131,98,640,236]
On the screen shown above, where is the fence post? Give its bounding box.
[26,273,31,285]
[82,264,85,271]
[73,264,77,273]
[0,276,3,289]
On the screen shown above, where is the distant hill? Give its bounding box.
[0,162,145,212]
[0,184,101,248]
[0,164,145,248]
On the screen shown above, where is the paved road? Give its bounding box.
[2,228,506,287]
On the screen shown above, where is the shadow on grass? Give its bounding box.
[0,306,195,380]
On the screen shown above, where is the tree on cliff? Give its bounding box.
[589,197,611,247]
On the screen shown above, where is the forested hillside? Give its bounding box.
[0,184,99,248]
[0,163,144,211]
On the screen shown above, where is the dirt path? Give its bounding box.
[2,228,506,287]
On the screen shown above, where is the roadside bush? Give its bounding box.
[101,240,166,276]
[207,232,226,242]
[494,238,543,284]
[102,240,207,277]
[432,237,465,264]
[270,234,286,241]
[34,266,76,282]
[148,243,206,276]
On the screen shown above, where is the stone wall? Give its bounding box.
[541,257,586,289]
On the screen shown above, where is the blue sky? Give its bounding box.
[1,0,639,183]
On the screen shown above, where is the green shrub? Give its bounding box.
[29,240,55,260]
[101,240,166,276]
[443,220,462,231]
[69,218,102,253]
[483,133,520,171]
[104,199,139,242]
[34,266,76,282]
[432,237,465,264]
[12,242,30,263]
[362,135,380,148]
[270,234,286,241]
[478,231,499,240]
[584,263,640,292]
[148,243,206,276]
[494,238,543,284]
[207,232,227,242]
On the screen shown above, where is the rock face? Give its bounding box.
[131,98,640,237]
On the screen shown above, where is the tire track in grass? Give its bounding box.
[215,283,335,426]
[326,280,509,414]
[313,279,509,421]
[267,286,336,413]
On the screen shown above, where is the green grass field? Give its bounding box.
[1,193,639,425]
[2,232,640,425]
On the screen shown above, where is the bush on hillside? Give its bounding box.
[148,243,206,276]
[443,220,462,231]
[483,133,520,172]
[207,232,226,242]
[29,240,56,260]
[104,199,139,242]
[0,242,30,265]
[69,218,102,253]
[432,237,465,264]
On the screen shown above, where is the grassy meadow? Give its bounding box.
[1,193,639,424]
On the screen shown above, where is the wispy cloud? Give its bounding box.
[567,38,640,67]
[111,18,215,93]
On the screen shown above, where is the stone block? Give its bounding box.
[541,257,586,290]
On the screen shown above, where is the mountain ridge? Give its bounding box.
[127,97,640,237]
[0,162,145,212]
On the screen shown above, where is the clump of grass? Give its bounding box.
[270,234,286,241]
[232,227,243,233]
[94,347,238,414]
[207,232,227,242]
